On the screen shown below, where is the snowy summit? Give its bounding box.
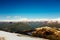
[0,31,48,40]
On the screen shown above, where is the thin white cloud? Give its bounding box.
[0,16,60,22]
[6,16,11,19]
[5,16,21,20]
[14,16,21,19]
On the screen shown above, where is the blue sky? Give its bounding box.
[0,0,60,20]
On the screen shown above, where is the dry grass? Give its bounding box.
[0,36,5,40]
[32,26,60,40]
